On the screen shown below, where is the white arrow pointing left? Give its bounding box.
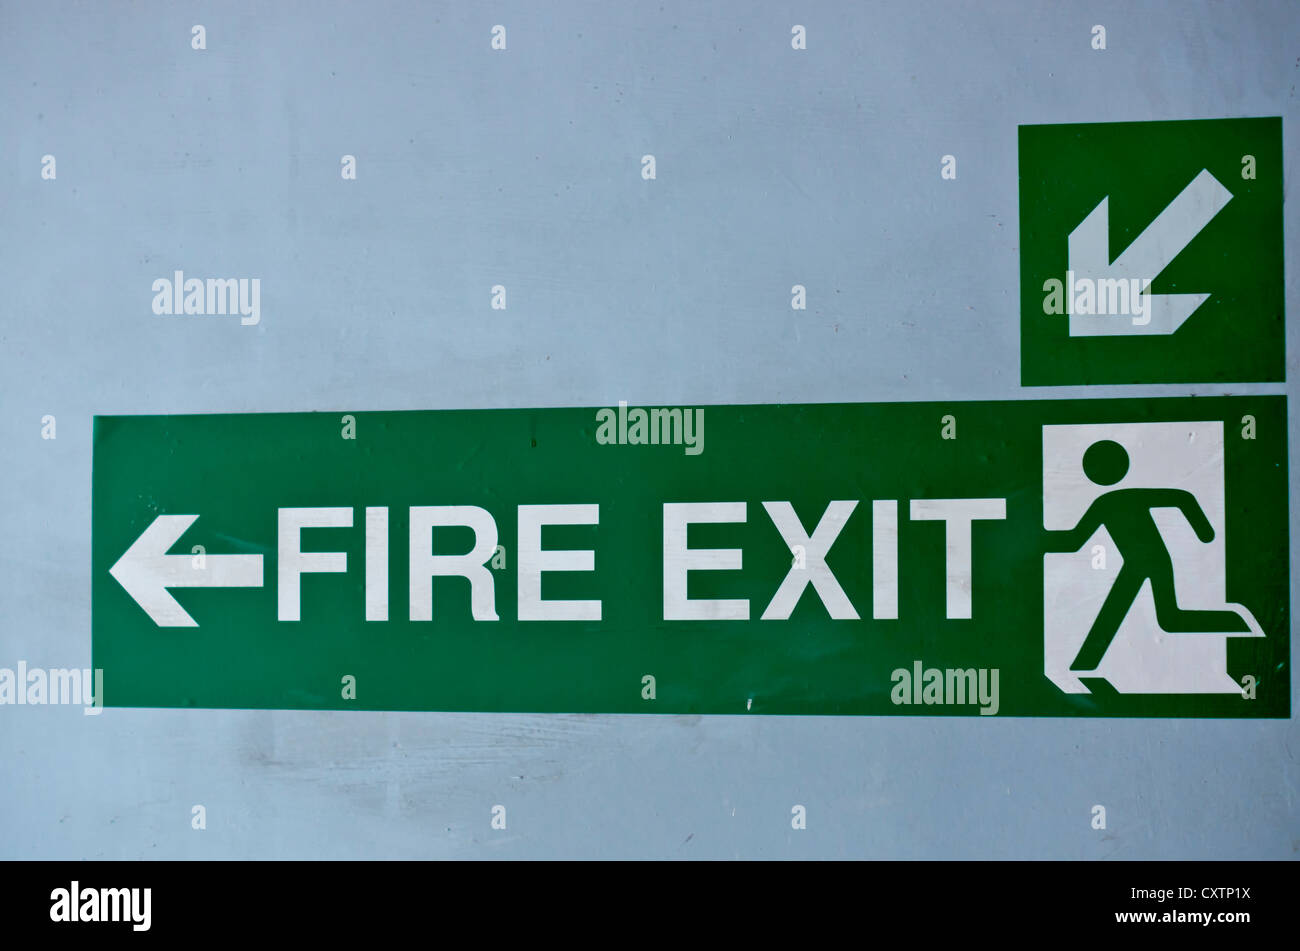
[109,514,264,627]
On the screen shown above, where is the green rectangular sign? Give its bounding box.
[1019,116,1284,386]
[92,396,1289,716]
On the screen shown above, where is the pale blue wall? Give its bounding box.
[0,0,1296,858]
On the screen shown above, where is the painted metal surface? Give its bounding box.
[1,0,1296,858]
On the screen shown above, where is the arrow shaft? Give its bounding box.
[155,554,263,588]
[1111,169,1233,277]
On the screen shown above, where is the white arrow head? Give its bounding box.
[109,514,264,627]
[1066,169,1232,337]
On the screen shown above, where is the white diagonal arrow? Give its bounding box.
[1067,168,1233,336]
[109,514,263,627]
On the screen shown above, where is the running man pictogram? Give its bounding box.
[1044,438,1250,672]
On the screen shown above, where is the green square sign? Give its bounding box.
[1019,117,1284,386]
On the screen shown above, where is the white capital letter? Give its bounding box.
[365,507,388,621]
[278,507,352,621]
[663,503,748,620]
[760,501,859,619]
[517,504,600,621]
[908,499,1006,619]
[409,506,499,621]
[872,500,898,619]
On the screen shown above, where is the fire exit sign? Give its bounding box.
[92,397,1289,717]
